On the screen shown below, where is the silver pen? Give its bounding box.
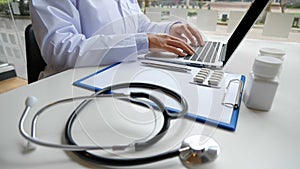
[222,79,243,109]
[141,61,191,73]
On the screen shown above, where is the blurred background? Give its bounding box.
[0,0,299,93]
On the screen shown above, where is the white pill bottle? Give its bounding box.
[243,55,283,111]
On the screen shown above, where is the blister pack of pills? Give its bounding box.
[191,68,225,88]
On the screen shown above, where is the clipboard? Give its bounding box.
[73,61,245,131]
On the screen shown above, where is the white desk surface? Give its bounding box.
[1,38,300,169]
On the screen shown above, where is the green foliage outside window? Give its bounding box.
[0,0,29,16]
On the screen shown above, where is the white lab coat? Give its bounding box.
[30,0,174,78]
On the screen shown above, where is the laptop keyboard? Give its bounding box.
[184,41,221,64]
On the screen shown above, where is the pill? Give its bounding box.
[208,79,219,86]
[195,74,207,79]
[212,72,224,76]
[210,75,222,80]
[198,70,209,74]
[214,70,224,74]
[209,76,221,82]
[194,77,205,83]
[197,72,208,78]
[200,68,210,73]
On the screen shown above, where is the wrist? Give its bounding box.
[167,21,182,34]
[136,33,149,54]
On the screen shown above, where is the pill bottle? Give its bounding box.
[259,47,285,61]
[243,56,282,111]
[259,47,285,77]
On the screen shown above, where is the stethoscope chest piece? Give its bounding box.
[179,135,220,169]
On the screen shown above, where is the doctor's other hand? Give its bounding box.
[169,23,204,47]
[148,34,195,57]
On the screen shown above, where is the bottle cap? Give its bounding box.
[259,48,285,60]
[253,56,282,78]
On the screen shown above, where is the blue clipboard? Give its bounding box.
[73,62,245,132]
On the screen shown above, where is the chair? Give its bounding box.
[25,24,46,83]
[227,11,245,33]
[145,7,162,22]
[262,12,295,38]
[196,9,218,31]
[169,8,188,22]
[146,12,162,22]
[145,7,161,13]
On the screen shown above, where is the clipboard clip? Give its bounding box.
[222,79,244,109]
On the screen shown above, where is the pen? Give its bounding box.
[234,79,244,109]
[222,79,243,109]
[141,61,191,73]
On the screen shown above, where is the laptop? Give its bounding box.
[144,0,270,69]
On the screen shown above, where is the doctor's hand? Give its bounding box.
[148,34,195,57]
[169,23,204,47]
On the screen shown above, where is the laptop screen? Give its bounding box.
[225,0,270,64]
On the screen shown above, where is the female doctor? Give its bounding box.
[29,0,204,78]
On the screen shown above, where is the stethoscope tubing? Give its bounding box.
[64,82,189,166]
[19,82,189,165]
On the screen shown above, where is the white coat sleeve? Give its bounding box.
[137,12,176,35]
[29,0,148,74]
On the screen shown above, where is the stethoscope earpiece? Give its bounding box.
[25,96,38,107]
[22,96,38,152]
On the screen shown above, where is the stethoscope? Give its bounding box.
[19,82,220,168]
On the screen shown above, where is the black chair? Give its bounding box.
[25,24,47,84]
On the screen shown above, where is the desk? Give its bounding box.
[1,39,300,169]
